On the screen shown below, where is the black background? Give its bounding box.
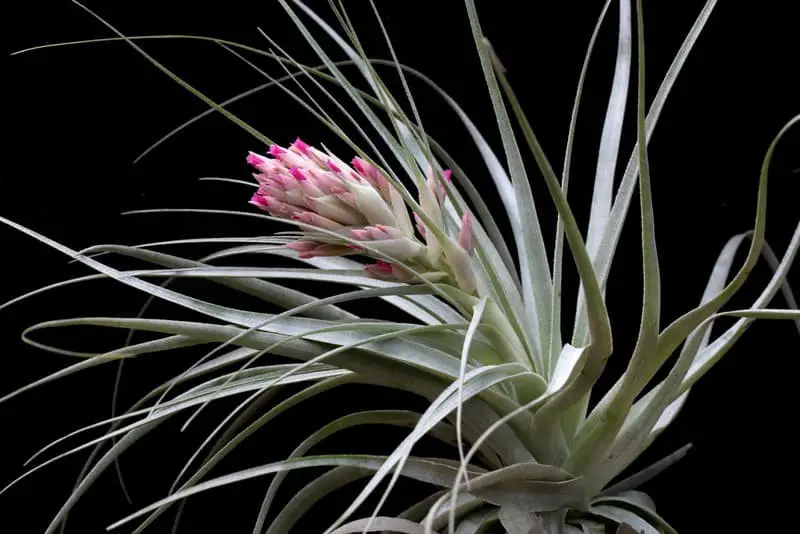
[2,1,799,532]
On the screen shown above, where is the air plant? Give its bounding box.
[2,0,799,533]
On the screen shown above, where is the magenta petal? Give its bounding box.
[246,151,268,168]
[269,145,287,158]
[351,157,365,175]
[289,167,308,181]
[292,138,311,155]
[246,153,259,166]
[249,193,269,209]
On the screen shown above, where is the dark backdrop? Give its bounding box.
[2,1,798,532]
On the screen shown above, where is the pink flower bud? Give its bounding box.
[366,260,393,275]
[285,240,318,253]
[351,157,367,176]
[270,144,309,168]
[261,183,305,208]
[426,168,451,203]
[413,213,426,238]
[332,190,358,208]
[352,157,391,199]
[254,195,303,219]
[259,170,291,189]
[291,137,311,156]
[289,167,308,181]
[306,168,345,196]
[287,240,351,259]
[444,242,477,294]
[364,227,387,241]
[345,181,396,227]
[364,260,413,283]
[350,228,371,240]
[291,139,330,168]
[364,237,424,262]
[283,169,324,198]
[259,185,288,203]
[374,225,405,239]
[352,157,378,180]
[247,140,424,265]
[350,225,403,242]
[418,173,444,265]
[254,173,281,189]
[458,211,474,254]
[247,151,281,174]
[246,152,267,168]
[250,192,271,210]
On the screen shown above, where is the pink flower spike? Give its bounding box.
[326,159,342,173]
[291,138,311,155]
[458,211,474,254]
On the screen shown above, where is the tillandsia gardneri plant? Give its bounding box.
[2,0,799,533]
